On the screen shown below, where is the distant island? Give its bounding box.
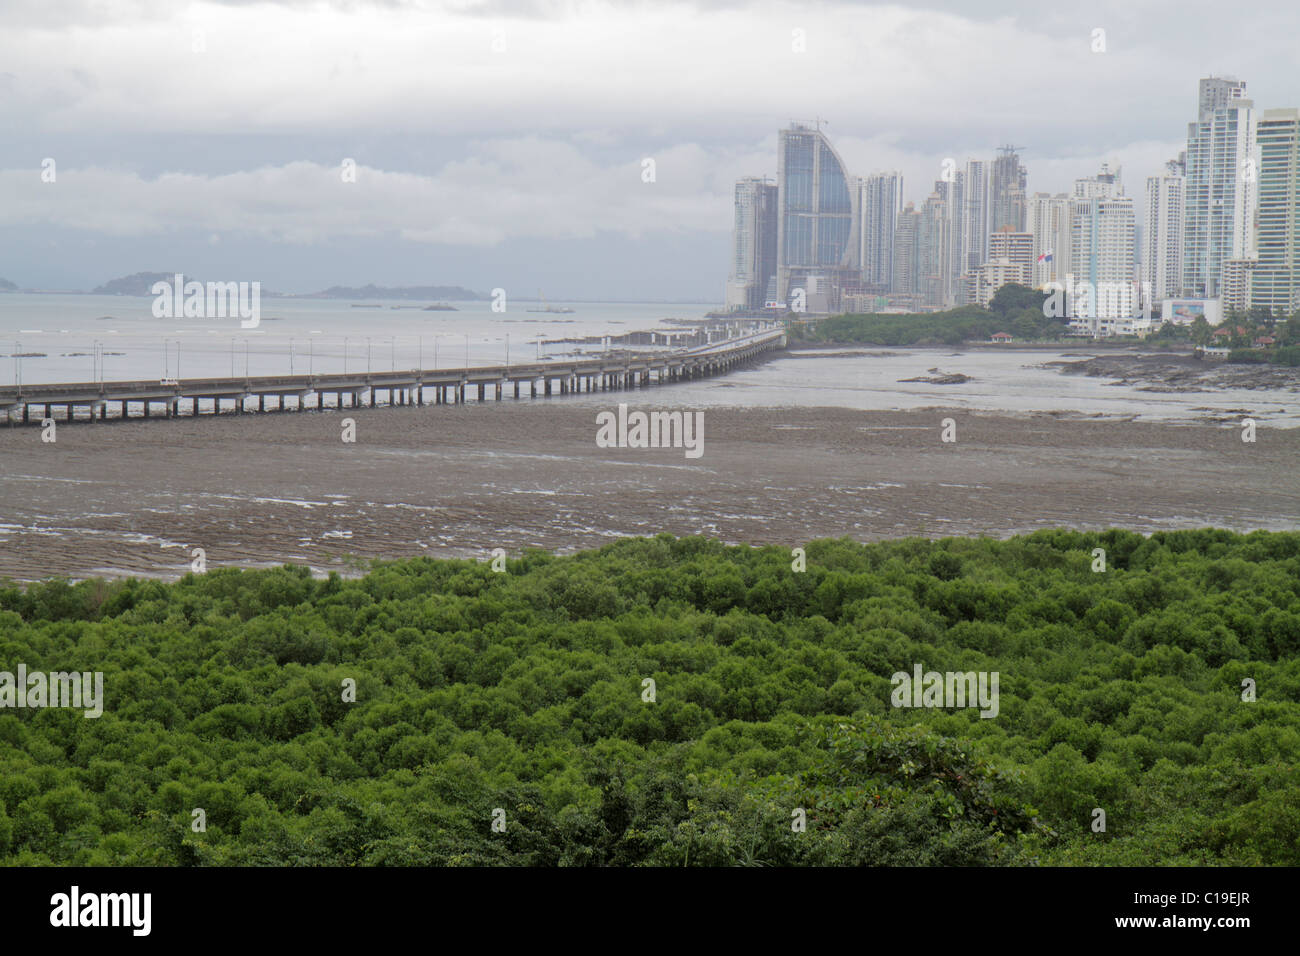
[16,273,490,300]
[92,272,214,296]
[83,274,485,301]
[91,272,162,296]
[300,284,485,301]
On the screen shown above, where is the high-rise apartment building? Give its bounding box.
[776,123,858,308]
[858,171,903,292]
[1250,108,1300,316]
[990,146,1028,233]
[1143,156,1185,301]
[917,187,950,310]
[1069,164,1137,331]
[892,202,920,305]
[1028,192,1070,287]
[966,226,1035,306]
[1184,76,1257,298]
[1223,258,1257,313]
[988,227,1035,275]
[725,176,779,311]
[961,159,992,276]
[943,169,966,304]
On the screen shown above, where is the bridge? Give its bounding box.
[1,328,787,424]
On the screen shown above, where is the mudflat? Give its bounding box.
[0,400,1295,581]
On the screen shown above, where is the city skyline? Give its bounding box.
[727,71,1300,327]
[5,2,1300,299]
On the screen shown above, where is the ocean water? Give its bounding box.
[559,347,1300,428]
[0,294,720,384]
[2,295,1295,428]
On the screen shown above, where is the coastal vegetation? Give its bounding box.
[1,530,1297,866]
[790,286,1066,346]
[791,284,1300,357]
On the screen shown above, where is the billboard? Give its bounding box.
[1161,298,1223,326]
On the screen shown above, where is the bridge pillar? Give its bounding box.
[259,394,265,412]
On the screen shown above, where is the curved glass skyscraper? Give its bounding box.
[776,123,858,308]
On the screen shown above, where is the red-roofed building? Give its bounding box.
[990,332,1013,342]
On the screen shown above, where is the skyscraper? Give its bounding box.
[1251,108,1300,316]
[990,146,1028,233]
[725,177,779,311]
[943,168,966,304]
[917,187,950,310]
[892,202,920,305]
[1069,164,1137,331]
[858,171,903,293]
[961,160,991,276]
[1143,156,1185,301]
[1184,76,1257,298]
[776,122,858,308]
[1027,192,1070,287]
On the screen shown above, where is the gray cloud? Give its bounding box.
[1,0,1294,295]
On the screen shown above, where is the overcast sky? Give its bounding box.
[2,0,1297,300]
